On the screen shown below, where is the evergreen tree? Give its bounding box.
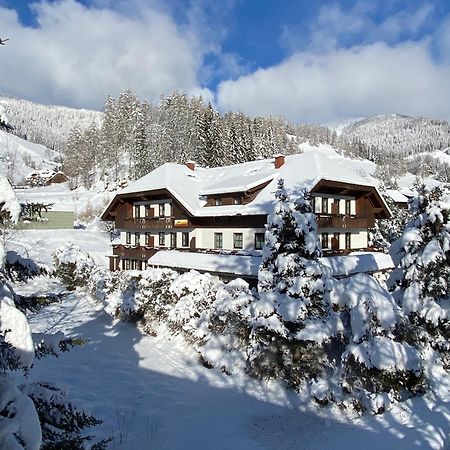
[249,180,332,386]
[388,184,450,350]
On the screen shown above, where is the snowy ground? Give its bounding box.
[17,286,450,450]
[10,229,450,450]
[7,228,111,269]
[16,182,115,217]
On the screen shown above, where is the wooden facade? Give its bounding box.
[102,178,390,271]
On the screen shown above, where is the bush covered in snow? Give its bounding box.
[54,243,97,290]
[0,182,104,449]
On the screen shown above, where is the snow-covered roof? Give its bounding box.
[384,189,409,204]
[148,250,394,279]
[106,146,388,218]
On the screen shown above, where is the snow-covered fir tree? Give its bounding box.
[388,184,450,354]
[250,179,333,386]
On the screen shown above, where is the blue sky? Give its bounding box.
[0,0,450,122]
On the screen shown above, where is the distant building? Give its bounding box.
[383,189,409,209]
[101,152,391,273]
[26,170,68,187]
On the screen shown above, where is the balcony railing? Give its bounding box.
[112,245,157,260]
[317,215,367,229]
[120,217,174,230]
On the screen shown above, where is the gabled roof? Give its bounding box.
[102,146,391,219]
[384,189,409,204]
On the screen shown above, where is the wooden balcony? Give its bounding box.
[119,217,174,230]
[317,215,367,229]
[112,245,157,260]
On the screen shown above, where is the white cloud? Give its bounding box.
[0,0,214,109]
[217,40,450,123]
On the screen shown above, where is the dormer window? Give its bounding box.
[214,197,222,206]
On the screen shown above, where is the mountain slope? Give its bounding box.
[0,95,103,152]
[0,128,61,184]
[340,114,450,158]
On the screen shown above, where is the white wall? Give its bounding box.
[196,228,266,251]
[132,200,172,218]
[120,230,192,248]
[312,195,355,215]
[320,229,367,251]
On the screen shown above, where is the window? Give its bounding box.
[214,233,223,249]
[145,232,151,246]
[159,203,165,217]
[233,233,243,249]
[159,232,165,246]
[254,233,265,250]
[322,197,329,214]
[233,196,242,205]
[214,197,222,206]
[345,200,352,216]
[126,232,131,245]
[135,232,140,246]
[334,199,340,214]
[134,205,140,218]
[345,232,351,250]
[124,259,130,270]
[312,196,316,213]
[170,232,177,248]
[182,232,189,247]
[145,205,152,217]
[321,233,329,249]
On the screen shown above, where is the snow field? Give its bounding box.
[22,283,450,450]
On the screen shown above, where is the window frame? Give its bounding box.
[159,232,165,246]
[214,197,223,206]
[214,232,223,249]
[135,232,140,246]
[345,199,352,216]
[134,205,140,218]
[254,232,265,250]
[170,232,177,248]
[126,232,131,245]
[321,232,329,249]
[233,232,243,249]
[182,232,189,247]
[159,203,165,217]
[321,197,329,214]
[345,232,351,250]
[233,196,242,205]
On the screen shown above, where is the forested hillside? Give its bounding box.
[340,114,450,161]
[0,94,102,152]
[2,90,450,190]
[63,90,337,188]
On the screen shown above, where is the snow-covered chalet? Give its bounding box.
[101,151,391,279]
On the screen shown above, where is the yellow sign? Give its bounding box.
[174,219,189,228]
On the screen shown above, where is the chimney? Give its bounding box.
[274,154,285,169]
[186,160,195,171]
